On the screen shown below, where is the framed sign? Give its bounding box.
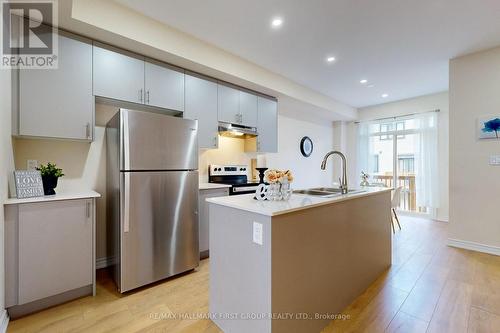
[300,136,314,157]
[14,170,44,199]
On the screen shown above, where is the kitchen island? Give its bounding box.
[207,187,392,333]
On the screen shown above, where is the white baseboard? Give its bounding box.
[448,238,500,256]
[0,309,9,333]
[96,256,116,269]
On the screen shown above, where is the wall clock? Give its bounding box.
[300,136,313,157]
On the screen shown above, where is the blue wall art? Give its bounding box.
[478,116,500,140]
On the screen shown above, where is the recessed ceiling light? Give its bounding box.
[271,17,283,28]
[326,56,336,63]
[382,93,389,98]
[360,79,368,84]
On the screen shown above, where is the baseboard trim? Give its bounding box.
[96,256,116,269]
[0,309,10,333]
[448,238,500,256]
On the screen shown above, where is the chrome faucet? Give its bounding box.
[321,151,348,194]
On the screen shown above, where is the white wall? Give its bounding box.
[345,92,449,221]
[261,115,335,189]
[449,46,500,253]
[0,69,15,318]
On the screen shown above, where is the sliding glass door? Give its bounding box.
[357,114,438,215]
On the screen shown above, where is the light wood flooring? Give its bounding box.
[8,216,500,333]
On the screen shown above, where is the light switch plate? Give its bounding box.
[253,222,263,245]
[489,155,500,165]
[27,160,38,171]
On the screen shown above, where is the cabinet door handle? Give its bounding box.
[213,135,217,147]
[146,90,150,104]
[86,201,91,219]
[85,123,91,139]
[139,89,143,103]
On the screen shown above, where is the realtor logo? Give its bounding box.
[1,0,58,68]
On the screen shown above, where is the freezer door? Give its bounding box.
[120,109,198,171]
[119,171,199,292]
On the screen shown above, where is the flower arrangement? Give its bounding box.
[264,169,294,184]
[264,169,294,201]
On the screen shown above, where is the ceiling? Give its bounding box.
[117,0,500,108]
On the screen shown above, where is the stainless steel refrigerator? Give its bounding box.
[106,109,199,293]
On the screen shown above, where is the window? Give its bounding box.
[358,113,439,215]
[379,121,405,140]
[379,123,392,140]
[398,154,414,174]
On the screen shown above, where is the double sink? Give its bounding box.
[294,187,365,197]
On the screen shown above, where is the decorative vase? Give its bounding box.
[280,179,292,201]
[41,175,59,195]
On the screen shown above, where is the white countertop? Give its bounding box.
[199,183,232,190]
[4,190,101,205]
[206,187,392,216]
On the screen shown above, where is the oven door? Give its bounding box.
[230,185,259,196]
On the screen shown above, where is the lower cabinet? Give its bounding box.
[5,198,96,317]
[199,188,229,258]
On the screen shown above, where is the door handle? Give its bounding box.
[124,173,130,233]
[122,111,130,171]
[146,90,150,104]
[139,89,143,103]
[213,135,217,147]
[86,201,91,219]
[85,122,91,139]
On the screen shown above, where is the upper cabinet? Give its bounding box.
[185,73,219,149]
[218,84,240,125]
[93,45,185,112]
[145,61,184,111]
[257,97,278,153]
[239,91,258,128]
[93,44,145,104]
[16,32,93,140]
[217,83,258,128]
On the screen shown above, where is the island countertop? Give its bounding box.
[206,186,391,216]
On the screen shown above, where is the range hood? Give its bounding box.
[218,122,257,139]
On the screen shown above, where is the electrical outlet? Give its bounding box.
[253,222,263,245]
[489,155,500,166]
[27,159,38,171]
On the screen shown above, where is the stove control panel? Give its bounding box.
[209,165,248,176]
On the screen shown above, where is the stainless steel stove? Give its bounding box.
[209,165,259,195]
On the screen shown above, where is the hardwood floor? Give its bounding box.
[8,216,500,333]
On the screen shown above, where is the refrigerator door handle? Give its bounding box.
[122,111,130,170]
[124,172,130,233]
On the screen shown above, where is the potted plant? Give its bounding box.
[37,162,64,195]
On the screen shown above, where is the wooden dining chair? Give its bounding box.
[391,187,402,233]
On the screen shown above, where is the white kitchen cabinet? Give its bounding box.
[218,84,240,125]
[199,187,229,258]
[239,91,258,127]
[185,73,219,148]
[17,32,93,140]
[256,97,278,153]
[93,44,145,104]
[17,199,94,305]
[145,61,185,111]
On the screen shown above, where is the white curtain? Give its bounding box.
[356,112,440,216]
[414,112,439,214]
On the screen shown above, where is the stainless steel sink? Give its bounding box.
[294,188,365,197]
